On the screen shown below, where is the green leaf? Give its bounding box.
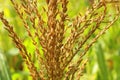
[95,44,109,80]
[0,53,12,80]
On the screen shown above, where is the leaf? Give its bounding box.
[95,43,109,80]
[0,53,12,80]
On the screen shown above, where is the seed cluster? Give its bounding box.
[0,0,119,80]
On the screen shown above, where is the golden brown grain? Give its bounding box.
[0,0,120,80]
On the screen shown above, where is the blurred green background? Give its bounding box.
[0,0,120,80]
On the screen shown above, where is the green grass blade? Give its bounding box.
[0,53,12,80]
[95,44,109,80]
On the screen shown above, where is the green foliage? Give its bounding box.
[0,52,11,80]
[96,44,109,80]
